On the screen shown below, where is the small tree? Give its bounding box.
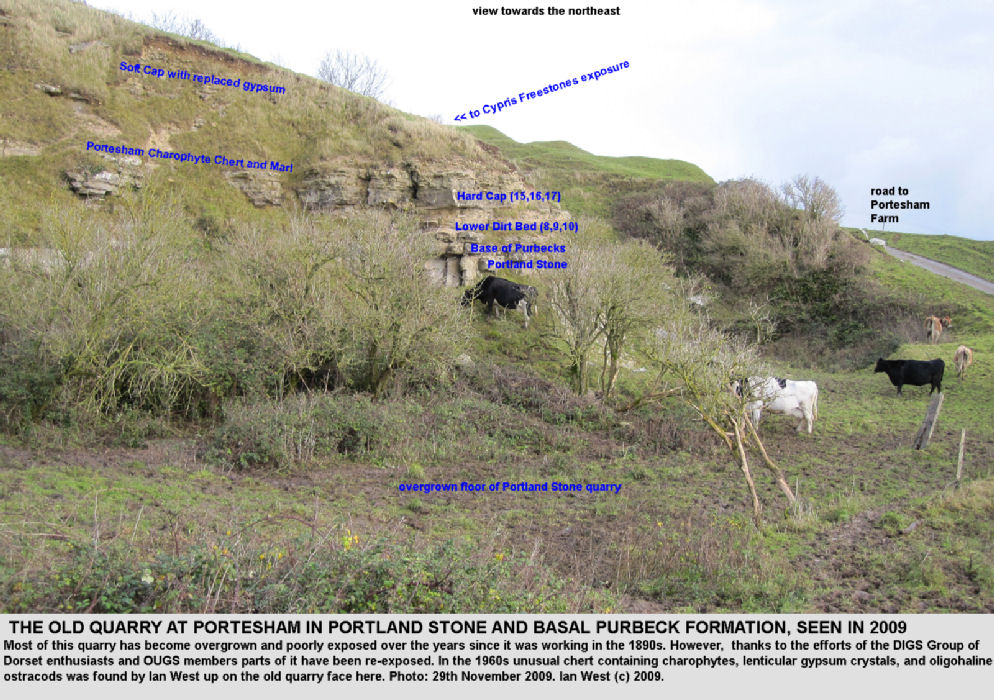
[598,240,674,399]
[545,235,605,395]
[780,174,844,223]
[646,309,796,525]
[317,50,388,100]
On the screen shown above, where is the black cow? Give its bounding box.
[461,275,535,328]
[874,358,944,395]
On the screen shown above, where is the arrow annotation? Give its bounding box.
[452,60,629,122]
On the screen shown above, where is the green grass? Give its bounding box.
[461,125,713,182]
[869,229,994,284]
[459,125,712,218]
[869,245,994,335]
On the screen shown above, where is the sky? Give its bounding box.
[87,0,994,240]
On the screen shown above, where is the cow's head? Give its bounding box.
[941,316,952,329]
[874,358,886,372]
[730,377,748,398]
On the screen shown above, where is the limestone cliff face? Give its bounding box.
[295,161,571,286]
[60,150,570,286]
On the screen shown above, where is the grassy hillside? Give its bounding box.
[868,244,994,336]
[0,0,509,243]
[870,229,994,284]
[460,125,713,218]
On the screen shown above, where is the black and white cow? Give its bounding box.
[461,276,536,328]
[874,358,944,395]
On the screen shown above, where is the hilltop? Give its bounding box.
[460,125,713,218]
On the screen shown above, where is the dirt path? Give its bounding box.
[884,246,994,296]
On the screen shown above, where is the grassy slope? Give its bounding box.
[4,309,994,613]
[868,244,994,335]
[869,229,994,284]
[460,125,713,218]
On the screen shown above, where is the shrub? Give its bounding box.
[208,393,396,470]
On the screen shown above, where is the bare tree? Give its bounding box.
[546,235,605,396]
[148,12,221,45]
[780,174,844,223]
[598,240,674,399]
[317,50,388,100]
[645,309,796,525]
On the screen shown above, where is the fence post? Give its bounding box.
[956,428,966,483]
[913,392,944,450]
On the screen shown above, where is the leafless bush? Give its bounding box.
[318,49,388,99]
[147,11,221,44]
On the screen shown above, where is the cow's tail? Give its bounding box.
[813,387,819,420]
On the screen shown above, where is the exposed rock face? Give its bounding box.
[66,169,120,197]
[367,168,413,207]
[296,168,366,209]
[0,140,41,157]
[295,160,570,287]
[224,169,283,207]
[65,155,144,198]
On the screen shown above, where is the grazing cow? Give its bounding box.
[924,315,952,344]
[874,358,944,395]
[462,275,536,328]
[953,345,973,380]
[735,376,819,434]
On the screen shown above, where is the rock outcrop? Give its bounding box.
[65,155,144,198]
[224,169,283,207]
[294,160,570,286]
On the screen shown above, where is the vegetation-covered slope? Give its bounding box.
[0,0,516,243]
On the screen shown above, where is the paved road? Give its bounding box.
[884,246,994,296]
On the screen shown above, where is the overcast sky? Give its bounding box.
[88,0,994,240]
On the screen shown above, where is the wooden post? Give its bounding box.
[913,392,944,450]
[731,418,762,526]
[956,429,966,483]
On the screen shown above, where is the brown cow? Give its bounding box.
[954,345,973,379]
[925,315,951,344]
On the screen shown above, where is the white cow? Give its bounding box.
[739,376,819,434]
